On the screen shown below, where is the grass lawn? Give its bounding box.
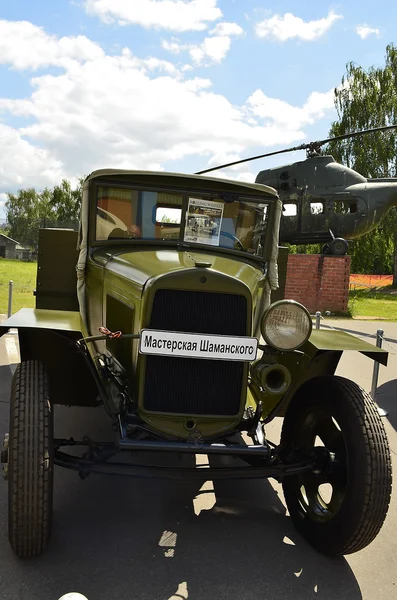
[0,259,37,314]
[2,256,397,322]
[349,286,397,321]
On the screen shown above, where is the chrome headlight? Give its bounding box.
[261,300,312,351]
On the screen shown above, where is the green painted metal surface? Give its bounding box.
[86,168,278,199]
[35,228,79,311]
[0,308,83,336]
[256,154,397,247]
[103,249,263,291]
[309,329,386,352]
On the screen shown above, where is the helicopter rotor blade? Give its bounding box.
[195,123,397,175]
[195,143,312,175]
[305,123,397,151]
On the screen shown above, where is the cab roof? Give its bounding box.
[85,169,278,200]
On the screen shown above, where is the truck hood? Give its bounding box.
[94,248,265,293]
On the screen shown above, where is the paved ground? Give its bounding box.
[0,319,396,600]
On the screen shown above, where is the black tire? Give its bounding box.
[281,375,392,556]
[321,243,330,255]
[8,360,54,558]
[329,238,348,255]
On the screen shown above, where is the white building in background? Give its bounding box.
[0,233,32,260]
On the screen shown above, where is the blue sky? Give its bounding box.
[0,1,395,219]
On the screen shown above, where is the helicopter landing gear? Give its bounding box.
[322,234,349,256]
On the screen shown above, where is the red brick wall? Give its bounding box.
[284,254,351,313]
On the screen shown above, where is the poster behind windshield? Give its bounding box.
[184,198,224,246]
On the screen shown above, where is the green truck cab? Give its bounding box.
[0,170,392,559]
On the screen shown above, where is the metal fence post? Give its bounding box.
[315,311,321,330]
[7,280,13,318]
[371,329,388,417]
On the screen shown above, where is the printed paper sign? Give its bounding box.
[139,329,258,362]
[184,198,224,246]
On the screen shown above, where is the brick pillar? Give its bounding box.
[284,254,351,313]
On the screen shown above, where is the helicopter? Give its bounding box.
[196,124,397,255]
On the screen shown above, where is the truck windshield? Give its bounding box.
[95,186,270,256]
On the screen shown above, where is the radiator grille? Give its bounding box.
[143,289,248,415]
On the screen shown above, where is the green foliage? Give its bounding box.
[5,188,48,249]
[349,232,394,274]
[50,177,84,223]
[0,222,10,237]
[327,43,397,277]
[5,178,84,249]
[161,215,179,223]
[286,243,321,255]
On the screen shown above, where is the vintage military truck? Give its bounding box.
[0,170,392,559]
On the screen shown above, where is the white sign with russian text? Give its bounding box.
[139,329,258,361]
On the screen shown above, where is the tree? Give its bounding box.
[6,188,52,249]
[0,221,10,236]
[50,177,84,224]
[327,43,397,280]
[5,178,84,250]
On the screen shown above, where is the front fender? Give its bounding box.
[0,309,101,407]
[304,329,388,366]
[258,329,388,422]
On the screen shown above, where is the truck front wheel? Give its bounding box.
[281,375,392,556]
[8,360,54,558]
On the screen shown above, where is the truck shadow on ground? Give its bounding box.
[0,405,362,600]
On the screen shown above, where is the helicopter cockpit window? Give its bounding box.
[310,202,324,214]
[334,200,358,214]
[283,203,297,216]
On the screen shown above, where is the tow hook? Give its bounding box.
[1,433,9,480]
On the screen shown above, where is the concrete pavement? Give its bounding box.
[0,321,396,600]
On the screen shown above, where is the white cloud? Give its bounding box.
[189,35,232,64]
[0,19,336,205]
[121,49,181,76]
[0,124,64,191]
[255,11,342,42]
[162,39,182,54]
[162,21,243,66]
[84,0,222,32]
[356,24,380,40]
[206,168,257,182]
[210,22,244,36]
[0,20,104,70]
[246,88,334,129]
